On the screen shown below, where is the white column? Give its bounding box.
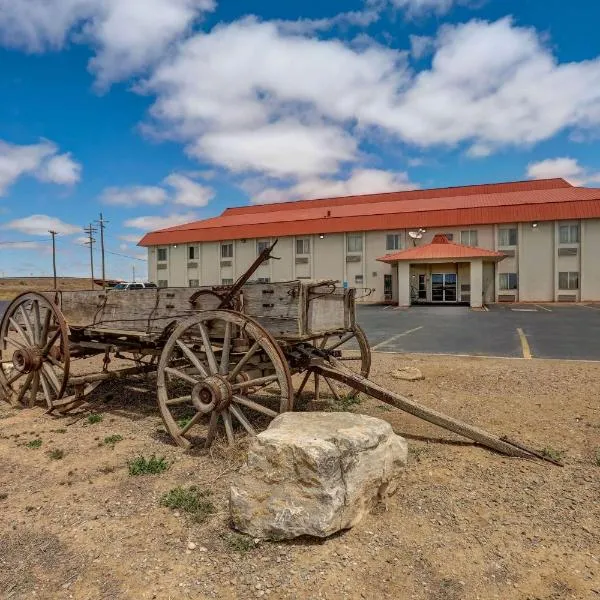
[470,259,483,308]
[397,262,411,307]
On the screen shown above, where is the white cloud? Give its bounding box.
[409,35,433,59]
[248,168,418,204]
[0,241,48,250]
[119,243,128,251]
[273,8,381,35]
[4,214,82,236]
[0,139,81,195]
[527,157,600,186]
[163,173,214,207]
[120,233,143,243]
[36,152,82,185]
[124,212,199,231]
[101,185,168,206]
[390,0,457,16]
[0,0,215,86]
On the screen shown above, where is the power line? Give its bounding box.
[104,249,147,262]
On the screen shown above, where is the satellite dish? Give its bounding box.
[408,231,423,240]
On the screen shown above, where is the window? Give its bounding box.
[347,233,363,253]
[386,234,401,251]
[499,273,518,290]
[157,280,168,288]
[130,283,144,290]
[257,277,270,283]
[498,228,518,246]
[157,248,167,262]
[188,246,198,260]
[559,224,580,244]
[221,243,233,258]
[460,230,478,246]
[144,282,157,288]
[296,238,310,254]
[221,278,233,285]
[354,274,363,284]
[558,272,579,290]
[189,279,199,287]
[257,240,271,255]
[442,233,454,241]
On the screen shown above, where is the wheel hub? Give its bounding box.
[12,347,42,374]
[191,375,232,414]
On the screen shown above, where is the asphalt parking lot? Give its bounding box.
[357,303,600,360]
[2,299,600,361]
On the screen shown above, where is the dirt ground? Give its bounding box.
[0,278,102,300]
[0,353,599,600]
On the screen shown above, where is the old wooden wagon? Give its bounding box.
[0,243,556,463]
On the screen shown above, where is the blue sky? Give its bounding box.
[1,0,600,279]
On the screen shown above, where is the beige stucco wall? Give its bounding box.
[146,218,600,302]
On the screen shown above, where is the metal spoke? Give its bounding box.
[165,395,192,406]
[231,374,278,391]
[227,340,261,382]
[179,411,203,435]
[324,376,341,402]
[175,339,208,378]
[9,318,30,346]
[219,321,232,375]
[204,412,218,448]
[230,404,256,436]
[29,372,40,407]
[42,328,61,355]
[164,366,198,385]
[32,301,41,345]
[222,409,235,445]
[326,332,354,351]
[39,372,53,409]
[233,394,278,418]
[18,306,34,345]
[15,372,34,405]
[198,323,219,375]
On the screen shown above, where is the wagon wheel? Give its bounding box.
[157,310,292,449]
[296,325,371,405]
[0,292,70,409]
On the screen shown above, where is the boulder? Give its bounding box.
[391,367,424,381]
[229,412,408,540]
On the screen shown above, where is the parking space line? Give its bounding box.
[516,327,532,359]
[371,326,424,351]
[534,304,552,312]
[581,304,600,311]
[370,350,600,363]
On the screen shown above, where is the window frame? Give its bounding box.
[498,228,518,247]
[386,233,401,251]
[220,242,233,259]
[295,238,310,255]
[157,247,168,262]
[558,271,579,290]
[499,272,518,290]
[188,279,199,287]
[460,230,478,246]
[221,278,234,285]
[347,233,363,253]
[188,246,198,260]
[559,224,580,244]
[354,274,364,284]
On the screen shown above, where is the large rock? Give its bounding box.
[229,412,408,540]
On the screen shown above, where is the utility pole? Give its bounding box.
[83,223,97,289]
[132,264,136,283]
[95,213,108,285]
[48,230,58,289]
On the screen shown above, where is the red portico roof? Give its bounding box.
[377,234,505,263]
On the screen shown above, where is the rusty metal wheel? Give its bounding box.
[295,324,371,404]
[0,292,70,409]
[157,310,292,449]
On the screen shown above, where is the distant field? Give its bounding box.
[0,277,103,300]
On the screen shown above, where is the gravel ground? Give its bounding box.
[0,353,599,600]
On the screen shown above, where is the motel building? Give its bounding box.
[139,178,600,308]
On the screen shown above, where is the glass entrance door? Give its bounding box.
[431,273,457,302]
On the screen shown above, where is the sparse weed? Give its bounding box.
[327,394,362,412]
[223,532,255,552]
[541,447,565,462]
[104,434,124,448]
[48,449,65,460]
[408,446,430,462]
[53,428,67,434]
[594,448,600,467]
[0,492,7,500]
[87,413,103,425]
[160,486,215,523]
[128,454,169,476]
[26,439,42,449]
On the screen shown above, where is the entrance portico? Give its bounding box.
[378,235,504,308]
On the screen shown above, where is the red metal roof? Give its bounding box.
[139,179,600,247]
[377,234,505,263]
